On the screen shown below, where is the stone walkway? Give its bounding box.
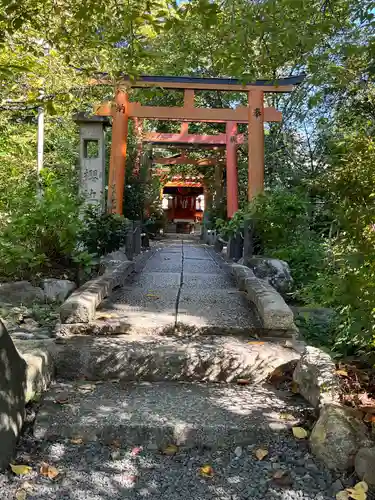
[0,239,347,499]
[97,239,261,335]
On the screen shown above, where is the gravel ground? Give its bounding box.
[0,432,355,500]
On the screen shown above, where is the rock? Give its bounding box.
[234,446,242,457]
[42,279,76,303]
[355,447,375,485]
[293,346,340,408]
[246,257,293,295]
[100,249,129,272]
[0,281,44,306]
[310,404,372,470]
[0,318,28,469]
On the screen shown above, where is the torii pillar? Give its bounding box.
[107,89,129,214]
[226,121,238,218]
[248,91,264,200]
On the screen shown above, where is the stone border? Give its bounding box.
[60,260,135,324]
[59,247,155,325]
[230,263,296,332]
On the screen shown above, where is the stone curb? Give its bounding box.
[60,260,135,324]
[230,263,296,331]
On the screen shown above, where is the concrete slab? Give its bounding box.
[178,289,260,331]
[142,253,182,273]
[183,272,233,289]
[97,287,178,334]
[34,381,306,448]
[127,272,181,289]
[183,259,220,274]
[46,334,299,382]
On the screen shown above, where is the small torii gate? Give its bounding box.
[95,75,304,217]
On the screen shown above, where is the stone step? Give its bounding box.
[34,381,307,449]
[22,334,300,383]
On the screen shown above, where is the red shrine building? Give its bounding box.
[161,176,204,233]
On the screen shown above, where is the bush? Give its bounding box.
[79,206,130,257]
[0,170,90,280]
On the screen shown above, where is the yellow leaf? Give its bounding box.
[247,341,265,345]
[70,437,83,445]
[346,488,366,500]
[10,464,32,476]
[146,294,160,299]
[291,382,299,394]
[15,490,27,500]
[336,491,349,500]
[199,464,214,477]
[346,481,369,500]
[254,448,268,460]
[162,444,178,456]
[279,412,295,421]
[292,427,308,439]
[40,463,59,479]
[336,369,349,377]
[273,469,285,479]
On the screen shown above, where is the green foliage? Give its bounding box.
[0,170,85,279]
[79,206,130,257]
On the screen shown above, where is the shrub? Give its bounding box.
[79,206,130,257]
[0,169,88,280]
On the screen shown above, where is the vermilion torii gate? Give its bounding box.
[95,75,304,217]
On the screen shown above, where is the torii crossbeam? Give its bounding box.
[94,74,304,216]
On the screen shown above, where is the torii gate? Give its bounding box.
[95,75,304,217]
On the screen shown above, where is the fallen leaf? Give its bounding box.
[40,463,59,480]
[336,491,349,500]
[15,490,27,500]
[10,464,32,476]
[236,379,250,385]
[279,412,295,421]
[145,294,160,299]
[346,489,366,500]
[70,437,83,445]
[292,427,308,439]
[131,446,143,456]
[354,482,368,493]
[272,470,293,487]
[270,367,283,378]
[247,341,265,345]
[346,481,369,500]
[54,392,70,404]
[199,464,214,478]
[111,439,121,448]
[162,444,178,456]
[254,448,268,461]
[97,313,118,320]
[336,369,349,377]
[20,482,32,491]
[291,381,299,394]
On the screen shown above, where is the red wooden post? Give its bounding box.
[248,90,264,200]
[107,89,129,214]
[133,117,143,177]
[226,121,239,218]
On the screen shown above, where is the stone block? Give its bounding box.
[293,346,340,408]
[310,404,372,470]
[0,281,44,306]
[355,447,375,486]
[247,257,293,295]
[42,279,76,303]
[60,261,134,323]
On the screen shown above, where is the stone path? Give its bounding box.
[97,239,261,335]
[0,239,348,499]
